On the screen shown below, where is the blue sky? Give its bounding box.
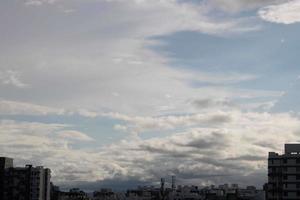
[1,0,300,191]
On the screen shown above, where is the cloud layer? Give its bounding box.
[2,109,300,188]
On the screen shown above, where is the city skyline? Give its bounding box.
[2,0,300,191]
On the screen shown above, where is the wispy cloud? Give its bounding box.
[25,0,58,6]
[58,130,95,142]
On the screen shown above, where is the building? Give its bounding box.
[50,187,91,200]
[0,157,14,199]
[93,188,118,200]
[123,181,263,200]
[0,157,51,200]
[267,144,300,200]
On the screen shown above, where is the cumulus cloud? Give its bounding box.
[259,0,300,24]
[97,109,300,186]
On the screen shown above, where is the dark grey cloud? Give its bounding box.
[177,131,229,150]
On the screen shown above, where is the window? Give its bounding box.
[283,167,287,172]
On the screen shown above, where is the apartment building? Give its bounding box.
[267,144,300,200]
[0,157,51,200]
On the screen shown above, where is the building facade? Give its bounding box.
[0,157,51,200]
[267,144,300,200]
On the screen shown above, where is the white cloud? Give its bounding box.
[25,0,58,6]
[259,0,300,24]
[0,70,28,88]
[113,124,128,132]
[76,109,98,118]
[58,130,94,141]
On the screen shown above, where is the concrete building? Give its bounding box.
[267,144,300,200]
[0,157,51,200]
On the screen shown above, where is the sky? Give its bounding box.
[1,0,300,191]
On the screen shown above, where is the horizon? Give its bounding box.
[0,155,268,192]
[2,0,300,192]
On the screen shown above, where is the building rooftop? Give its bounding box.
[285,144,300,154]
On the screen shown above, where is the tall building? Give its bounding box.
[171,176,176,191]
[267,144,300,200]
[0,157,14,199]
[0,157,51,200]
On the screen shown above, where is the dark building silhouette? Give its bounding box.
[52,188,90,200]
[0,157,51,200]
[267,144,300,200]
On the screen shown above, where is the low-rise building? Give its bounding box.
[93,188,118,200]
